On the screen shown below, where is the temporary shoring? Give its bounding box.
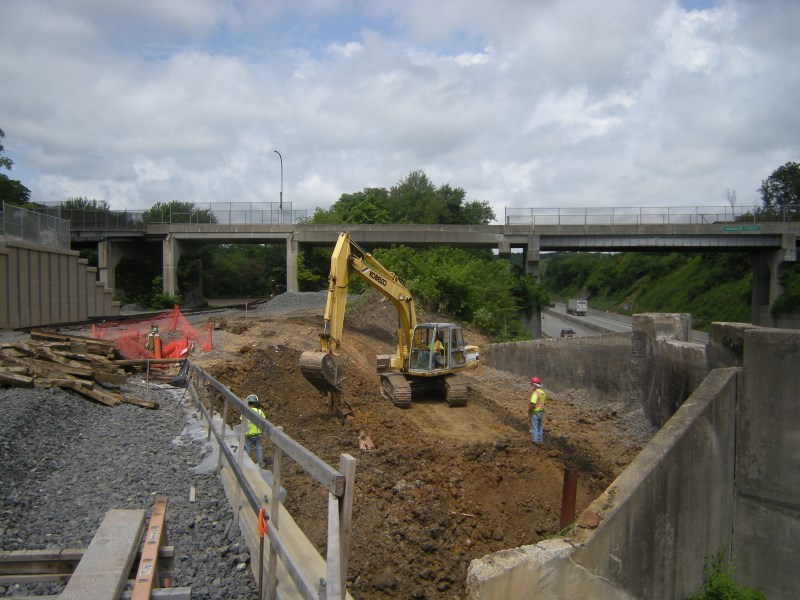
[184,361,356,600]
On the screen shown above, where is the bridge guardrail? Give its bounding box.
[52,201,308,230]
[505,205,800,226]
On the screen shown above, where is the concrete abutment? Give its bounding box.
[474,317,799,599]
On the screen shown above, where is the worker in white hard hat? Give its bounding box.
[528,377,547,445]
[244,394,266,468]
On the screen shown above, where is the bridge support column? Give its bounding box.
[525,234,540,277]
[98,241,123,291]
[162,236,203,303]
[526,235,542,337]
[163,235,179,296]
[750,234,797,327]
[286,237,298,293]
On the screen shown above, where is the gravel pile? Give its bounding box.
[0,381,259,599]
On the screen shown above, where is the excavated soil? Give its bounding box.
[190,293,650,600]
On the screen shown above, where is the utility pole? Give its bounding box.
[274,150,283,211]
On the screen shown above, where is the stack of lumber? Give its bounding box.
[0,329,162,409]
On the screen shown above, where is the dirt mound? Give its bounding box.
[192,292,648,599]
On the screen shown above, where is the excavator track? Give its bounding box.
[444,375,469,407]
[380,373,412,408]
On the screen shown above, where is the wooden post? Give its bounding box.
[338,454,356,598]
[267,427,284,600]
[216,399,229,476]
[325,493,342,600]
[234,412,246,529]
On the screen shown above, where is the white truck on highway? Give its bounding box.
[567,299,588,316]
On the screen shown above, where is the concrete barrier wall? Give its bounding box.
[467,368,738,599]
[469,324,800,598]
[734,328,800,599]
[482,333,632,401]
[0,240,119,330]
[630,314,708,427]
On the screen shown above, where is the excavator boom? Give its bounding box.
[299,231,479,410]
[299,232,417,395]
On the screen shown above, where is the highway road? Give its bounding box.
[542,303,708,343]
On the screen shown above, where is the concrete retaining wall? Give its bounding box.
[469,324,800,599]
[467,367,738,599]
[0,240,119,330]
[630,313,708,427]
[482,333,632,401]
[734,328,800,599]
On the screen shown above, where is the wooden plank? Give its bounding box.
[0,546,175,586]
[70,385,122,407]
[29,329,116,350]
[121,588,192,600]
[0,370,34,387]
[119,395,159,410]
[15,589,191,600]
[131,496,168,600]
[60,508,145,600]
[93,371,129,386]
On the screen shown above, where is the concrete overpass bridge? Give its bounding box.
[69,205,799,328]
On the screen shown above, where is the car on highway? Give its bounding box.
[560,328,576,338]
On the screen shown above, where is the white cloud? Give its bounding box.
[0,0,798,220]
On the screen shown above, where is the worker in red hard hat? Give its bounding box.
[528,377,546,445]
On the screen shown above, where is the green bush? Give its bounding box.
[687,554,765,600]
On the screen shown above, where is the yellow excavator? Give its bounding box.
[299,232,479,410]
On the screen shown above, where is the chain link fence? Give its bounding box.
[1,202,70,249]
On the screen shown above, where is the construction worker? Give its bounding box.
[528,376,546,445]
[433,334,445,366]
[244,394,266,468]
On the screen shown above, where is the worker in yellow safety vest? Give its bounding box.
[528,376,546,445]
[244,394,266,468]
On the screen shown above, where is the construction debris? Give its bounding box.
[358,430,375,451]
[0,329,178,409]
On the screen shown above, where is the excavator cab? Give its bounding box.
[408,324,472,373]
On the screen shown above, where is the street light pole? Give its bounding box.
[273,150,283,211]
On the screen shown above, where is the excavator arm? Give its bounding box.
[300,232,417,395]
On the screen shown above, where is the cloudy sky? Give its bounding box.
[1,0,798,222]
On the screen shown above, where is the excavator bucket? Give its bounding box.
[299,351,342,394]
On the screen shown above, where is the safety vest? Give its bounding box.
[530,388,546,412]
[246,407,266,437]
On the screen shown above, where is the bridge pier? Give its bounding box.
[750,233,797,327]
[97,241,123,289]
[162,235,203,300]
[287,236,298,293]
[499,235,544,337]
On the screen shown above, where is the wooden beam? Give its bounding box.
[0,547,175,585]
[131,496,168,600]
[60,509,145,600]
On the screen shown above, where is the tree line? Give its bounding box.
[2,126,799,335]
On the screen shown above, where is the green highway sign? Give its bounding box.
[723,225,761,232]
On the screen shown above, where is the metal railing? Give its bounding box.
[185,362,355,600]
[505,205,800,226]
[48,202,309,230]
[1,202,71,249]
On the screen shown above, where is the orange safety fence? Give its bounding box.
[91,305,213,360]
